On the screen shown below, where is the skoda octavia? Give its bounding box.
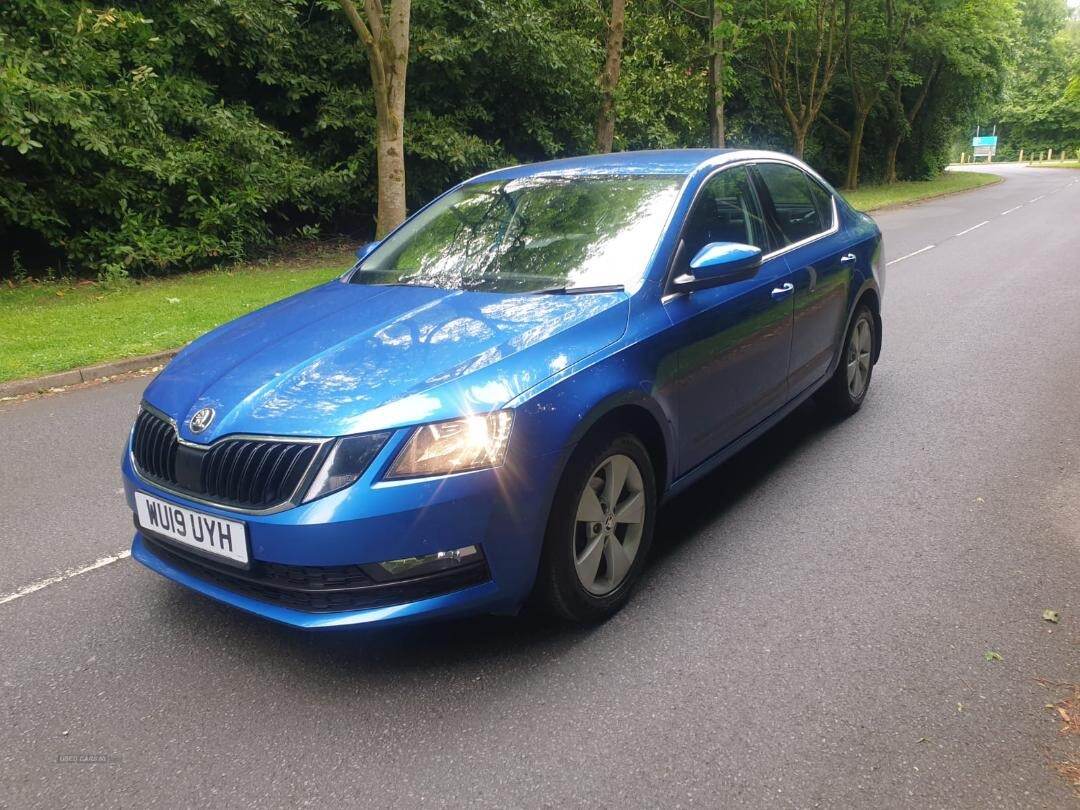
[123,149,883,628]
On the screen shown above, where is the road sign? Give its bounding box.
[972,135,997,159]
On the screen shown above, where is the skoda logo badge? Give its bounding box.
[189,407,215,434]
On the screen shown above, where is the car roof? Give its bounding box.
[469,149,740,183]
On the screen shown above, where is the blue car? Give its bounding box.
[123,149,883,628]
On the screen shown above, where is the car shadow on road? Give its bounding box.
[156,396,846,675]
[650,396,838,566]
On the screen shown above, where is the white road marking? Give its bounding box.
[1001,205,1022,215]
[886,244,935,266]
[955,220,990,237]
[1028,195,1045,202]
[0,550,131,606]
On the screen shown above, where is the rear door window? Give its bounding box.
[754,163,834,245]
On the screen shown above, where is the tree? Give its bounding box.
[883,56,940,182]
[337,0,411,237]
[613,0,709,148]
[596,0,628,152]
[830,0,917,189]
[996,0,1080,154]
[640,0,732,147]
[707,0,739,146]
[0,0,1033,280]
[749,0,846,158]
[882,0,1008,181]
[842,0,916,187]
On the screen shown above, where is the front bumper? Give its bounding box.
[122,439,563,629]
[131,533,507,629]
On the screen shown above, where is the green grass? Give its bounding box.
[841,171,1000,211]
[1029,160,1080,169]
[0,170,1007,385]
[0,244,355,383]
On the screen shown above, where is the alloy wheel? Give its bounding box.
[573,454,645,596]
[846,316,873,399]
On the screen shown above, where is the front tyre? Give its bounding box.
[534,432,657,623]
[820,304,876,416]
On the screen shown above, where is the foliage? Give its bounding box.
[0,2,346,279]
[616,0,709,148]
[0,0,1067,280]
[995,0,1080,155]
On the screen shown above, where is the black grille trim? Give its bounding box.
[132,408,180,481]
[140,532,491,613]
[131,407,327,513]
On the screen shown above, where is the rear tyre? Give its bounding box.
[533,431,657,623]
[819,304,876,417]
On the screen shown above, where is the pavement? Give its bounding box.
[0,350,179,399]
[1,164,1078,808]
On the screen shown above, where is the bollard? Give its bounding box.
[1018,148,1023,163]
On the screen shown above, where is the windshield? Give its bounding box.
[351,174,683,293]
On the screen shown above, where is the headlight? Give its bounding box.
[386,410,514,479]
[302,431,392,503]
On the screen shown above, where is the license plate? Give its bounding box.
[134,492,249,566]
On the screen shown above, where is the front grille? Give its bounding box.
[141,532,491,613]
[132,408,180,481]
[131,408,324,511]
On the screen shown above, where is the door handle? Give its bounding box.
[771,282,794,301]
[840,253,857,263]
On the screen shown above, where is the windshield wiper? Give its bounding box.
[531,284,625,295]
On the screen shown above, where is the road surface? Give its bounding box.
[2,164,1078,808]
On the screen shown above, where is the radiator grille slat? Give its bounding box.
[131,408,323,511]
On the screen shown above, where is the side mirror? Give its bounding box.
[671,242,762,293]
[355,241,381,262]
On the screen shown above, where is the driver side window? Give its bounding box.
[681,166,767,262]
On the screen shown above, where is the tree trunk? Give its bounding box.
[375,116,406,238]
[595,0,626,153]
[338,0,411,237]
[707,0,726,148]
[843,107,868,189]
[791,128,807,159]
[884,133,901,184]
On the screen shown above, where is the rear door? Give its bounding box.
[664,165,794,474]
[752,162,853,395]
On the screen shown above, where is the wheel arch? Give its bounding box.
[855,285,883,363]
[562,392,674,497]
[839,279,883,366]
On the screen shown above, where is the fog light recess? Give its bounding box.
[365,545,484,582]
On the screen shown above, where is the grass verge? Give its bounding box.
[1029,160,1080,169]
[0,244,355,383]
[842,171,1000,211]
[2,171,1004,385]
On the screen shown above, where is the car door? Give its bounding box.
[664,165,795,475]
[752,162,852,395]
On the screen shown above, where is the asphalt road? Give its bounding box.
[2,164,1078,808]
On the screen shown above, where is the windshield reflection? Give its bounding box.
[352,174,682,293]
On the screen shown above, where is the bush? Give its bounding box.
[0,3,344,279]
